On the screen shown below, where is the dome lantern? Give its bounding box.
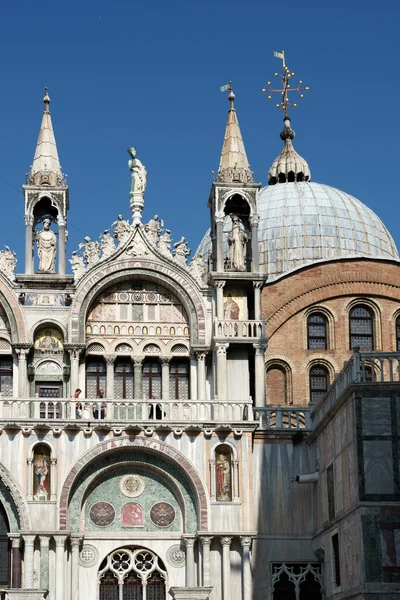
[268,116,311,185]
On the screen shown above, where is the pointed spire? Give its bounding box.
[216,86,253,184]
[28,89,66,187]
[268,117,311,185]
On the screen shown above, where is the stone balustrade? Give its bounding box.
[214,318,266,340]
[254,406,311,430]
[0,398,254,423]
[311,350,400,427]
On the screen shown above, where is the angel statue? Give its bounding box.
[127,146,147,195]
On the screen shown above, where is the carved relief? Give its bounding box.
[0,246,17,281]
[150,502,176,527]
[167,544,186,567]
[89,502,115,527]
[121,502,144,527]
[120,474,145,498]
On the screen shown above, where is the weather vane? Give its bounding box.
[262,50,309,118]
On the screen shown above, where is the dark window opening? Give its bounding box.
[349,305,374,351]
[327,464,335,521]
[332,533,341,587]
[309,365,329,403]
[307,313,328,350]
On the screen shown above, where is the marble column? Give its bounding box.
[253,281,263,321]
[55,536,66,600]
[105,355,116,399]
[190,356,197,400]
[133,357,144,400]
[196,352,207,400]
[183,537,196,587]
[26,458,34,501]
[39,536,50,591]
[240,536,252,600]
[215,280,226,320]
[70,536,81,600]
[209,457,216,501]
[253,343,267,408]
[215,343,229,400]
[68,348,81,398]
[215,213,225,272]
[16,348,29,399]
[200,536,212,587]
[25,216,34,275]
[58,222,66,275]
[10,535,22,588]
[50,458,57,501]
[232,459,240,501]
[161,357,170,400]
[23,534,35,589]
[250,215,260,272]
[221,537,232,600]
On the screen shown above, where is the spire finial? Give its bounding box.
[220,81,235,110]
[43,87,50,113]
[262,50,310,118]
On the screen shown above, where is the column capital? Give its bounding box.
[15,346,30,359]
[196,351,207,362]
[199,535,213,547]
[220,536,233,547]
[70,535,82,549]
[252,280,263,290]
[23,534,36,546]
[24,214,34,226]
[215,342,229,355]
[132,356,144,366]
[54,535,67,547]
[104,354,116,365]
[182,536,196,548]
[65,346,84,360]
[9,534,21,549]
[240,536,253,548]
[250,214,260,227]
[215,212,225,224]
[253,343,267,355]
[215,280,226,289]
[51,458,57,466]
[39,535,50,548]
[160,357,171,366]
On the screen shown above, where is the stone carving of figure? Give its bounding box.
[99,229,116,259]
[34,452,49,500]
[216,452,231,501]
[145,215,163,245]
[36,218,56,273]
[81,237,100,267]
[226,214,248,271]
[189,256,207,283]
[112,215,132,246]
[173,237,191,265]
[127,146,147,195]
[70,251,86,280]
[159,229,172,256]
[0,246,17,280]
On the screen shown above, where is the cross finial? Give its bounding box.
[262,51,310,118]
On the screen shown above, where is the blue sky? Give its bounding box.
[0,0,399,272]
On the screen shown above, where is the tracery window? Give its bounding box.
[86,358,106,399]
[169,359,189,400]
[309,365,329,403]
[0,357,13,397]
[307,313,327,350]
[272,563,323,600]
[349,305,374,351]
[99,548,166,600]
[115,359,134,399]
[143,360,161,400]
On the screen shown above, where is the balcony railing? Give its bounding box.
[312,350,400,427]
[254,406,311,430]
[0,398,254,424]
[214,319,266,340]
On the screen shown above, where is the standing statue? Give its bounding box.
[36,218,56,273]
[127,146,147,195]
[112,215,132,246]
[81,236,100,267]
[99,229,116,259]
[226,214,248,271]
[69,251,86,280]
[159,229,172,256]
[0,246,17,281]
[145,215,163,245]
[173,237,191,265]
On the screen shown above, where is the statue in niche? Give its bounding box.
[173,237,191,265]
[99,229,116,259]
[159,229,172,256]
[33,446,50,501]
[216,450,232,501]
[145,215,163,245]
[36,218,56,273]
[112,215,131,246]
[226,214,247,271]
[127,146,147,195]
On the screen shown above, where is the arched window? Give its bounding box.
[0,502,10,586]
[143,360,161,400]
[266,363,291,405]
[86,358,106,399]
[307,313,328,350]
[169,359,189,400]
[115,359,134,399]
[0,356,13,397]
[349,305,374,351]
[309,365,329,403]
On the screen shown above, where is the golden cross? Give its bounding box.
[262,50,310,118]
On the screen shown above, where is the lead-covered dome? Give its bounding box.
[195,180,399,279]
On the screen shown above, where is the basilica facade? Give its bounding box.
[0,78,399,600]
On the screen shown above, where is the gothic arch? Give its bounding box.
[0,280,27,344]
[59,436,209,531]
[68,260,207,346]
[0,463,31,531]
